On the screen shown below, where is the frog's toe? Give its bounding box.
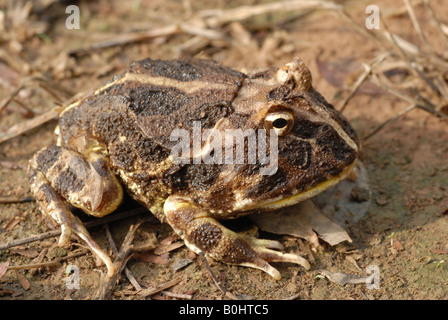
[71,220,115,278]
[52,205,115,278]
[247,237,284,251]
[243,237,310,279]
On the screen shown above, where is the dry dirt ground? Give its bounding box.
[0,0,447,300]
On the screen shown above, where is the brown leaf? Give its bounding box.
[154,241,184,255]
[251,199,352,247]
[0,62,20,88]
[392,239,404,251]
[14,270,30,290]
[135,253,170,265]
[159,235,179,246]
[316,56,384,94]
[320,270,368,286]
[0,261,9,279]
[11,248,39,259]
[172,258,193,272]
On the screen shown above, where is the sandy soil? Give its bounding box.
[0,0,447,300]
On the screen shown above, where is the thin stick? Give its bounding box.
[422,0,448,46]
[403,0,432,52]
[380,15,441,96]
[0,207,149,251]
[363,104,417,141]
[0,108,59,145]
[0,196,33,204]
[68,25,180,55]
[201,0,343,27]
[96,219,146,300]
[161,290,193,300]
[6,250,89,271]
[338,54,388,112]
[370,73,448,122]
[0,75,72,114]
[70,1,342,55]
[137,278,182,298]
[283,292,302,300]
[104,224,142,291]
[198,252,238,300]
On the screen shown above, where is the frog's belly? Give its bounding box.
[115,168,171,222]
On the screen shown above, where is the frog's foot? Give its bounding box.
[165,195,310,280]
[236,235,310,280]
[29,143,124,277]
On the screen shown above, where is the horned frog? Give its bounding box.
[29,57,359,280]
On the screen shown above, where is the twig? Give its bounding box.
[0,207,149,251]
[161,290,193,300]
[6,250,89,271]
[0,75,73,114]
[422,0,448,46]
[338,54,388,112]
[137,278,182,298]
[370,73,448,122]
[403,0,432,52]
[68,25,181,56]
[0,196,33,204]
[283,292,302,300]
[201,0,342,27]
[95,218,145,300]
[380,15,441,96]
[0,230,61,251]
[0,108,59,146]
[363,104,417,141]
[70,0,342,55]
[104,224,142,291]
[198,252,238,300]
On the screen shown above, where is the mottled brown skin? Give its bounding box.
[29,57,359,279]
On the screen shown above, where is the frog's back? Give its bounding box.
[57,58,245,167]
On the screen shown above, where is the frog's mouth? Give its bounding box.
[236,159,357,212]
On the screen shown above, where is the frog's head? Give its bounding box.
[222,57,359,213]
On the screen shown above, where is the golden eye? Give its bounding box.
[264,111,294,136]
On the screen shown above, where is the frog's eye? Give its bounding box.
[264,111,295,136]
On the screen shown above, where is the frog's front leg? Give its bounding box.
[28,136,123,277]
[164,195,310,280]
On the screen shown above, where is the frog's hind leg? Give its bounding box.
[164,195,310,280]
[28,140,123,277]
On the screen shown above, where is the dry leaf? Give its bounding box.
[135,253,170,265]
[172,258,193,272]
[320,270,368,286]
[251,199,352,247]
[316,56,384,95]
[392,239,404,251]
[14,270,30,290]
[154,241,184,255]
[11,248,39,259]
[0,261,9,279]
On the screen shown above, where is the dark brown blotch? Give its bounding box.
[316,124,356,162]
[127,84,190,117]
[52,167,85,195]
[245,168,288,199]
[35,146,62,174]
[132,58,204,82]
